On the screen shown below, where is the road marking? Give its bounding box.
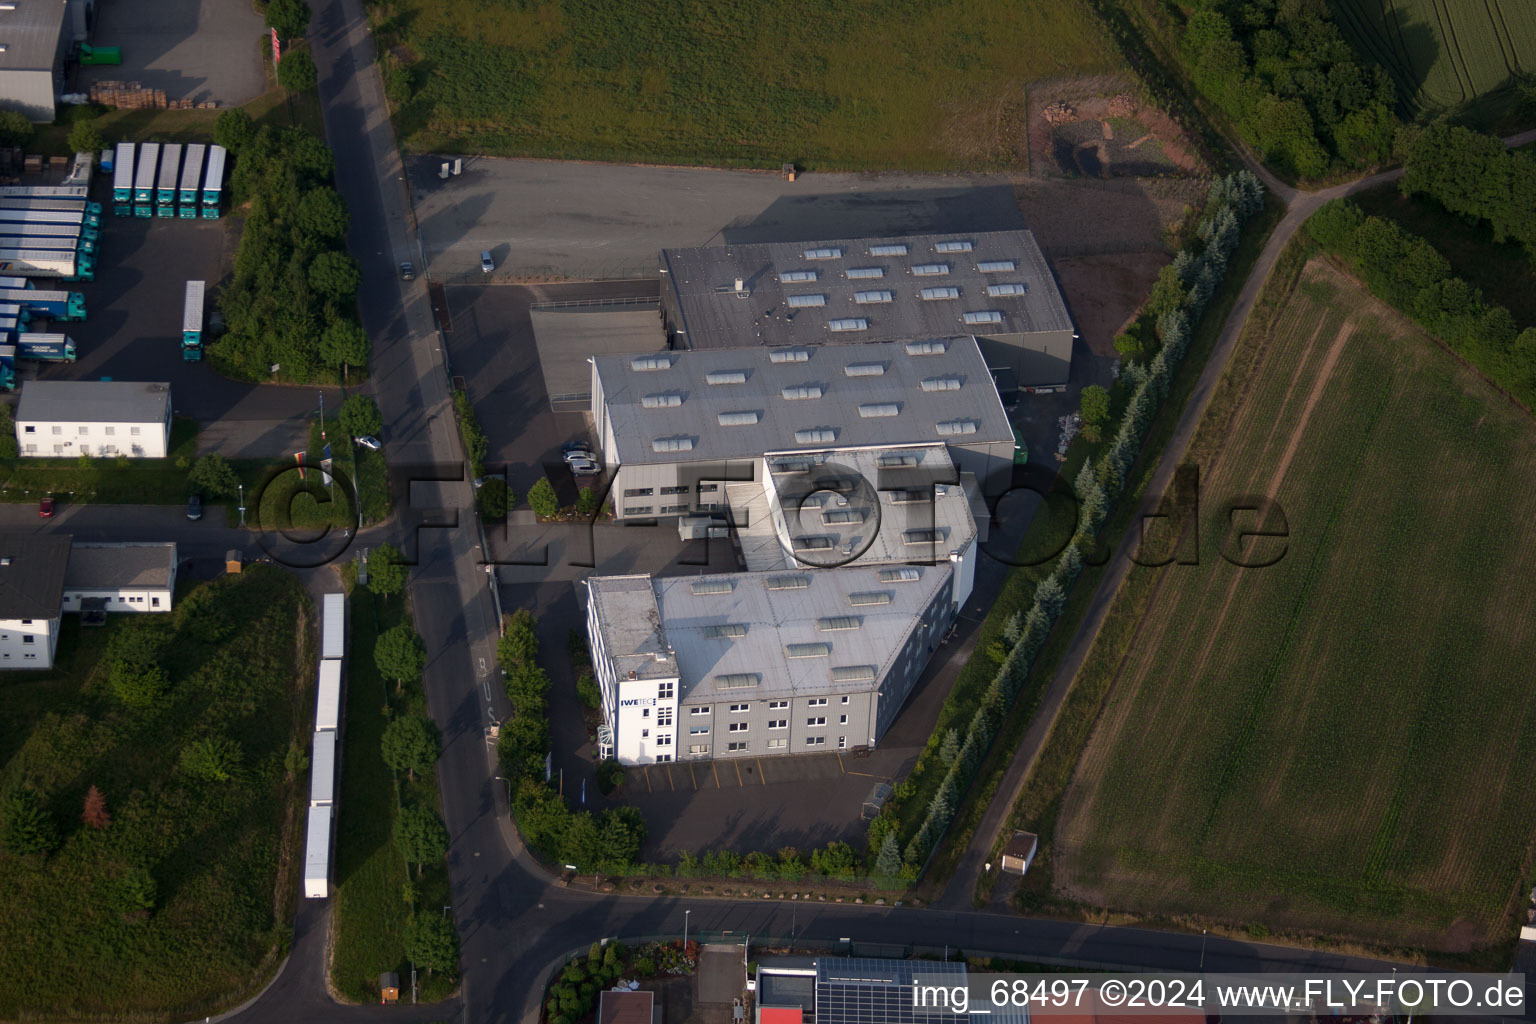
[711,762,721,789]
[733,760,744,787]
[477,656,487,677]
[844,769,883,778]
[756,758,768,785]
[666,765,675,791]
[837,753,845,774]
[643,767,653,793]
[688,764,698,790]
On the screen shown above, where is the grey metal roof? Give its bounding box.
[661,230,1072,349]
[0,531,69,618]
[589,563,952,703]
[0,0,67,72]
[16,380,171,424]
[814,958,1028,1024]
[63,543,175,590]
[596,336,1010,466]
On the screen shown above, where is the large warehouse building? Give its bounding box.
[658,230,1075,391]
[0,0,90,123]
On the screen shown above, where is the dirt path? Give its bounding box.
[938,124,1536,910]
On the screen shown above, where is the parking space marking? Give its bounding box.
[733,761,744,786]
[837,753,845,774]
[643,767,653,792]
[711,762,721,789]
[687,764,698,790]
[756,758,768,785]
[666,765,675,791]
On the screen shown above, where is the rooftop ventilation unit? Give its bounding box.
[935,419,979,436]
[878,567,922,582]
[986,282,1028,297]
[847,591,893,607]
[858,403,899,418]
[765,574,811,590]
[904,340,947,355]
[652,436,696,452]
[780,269,819,283]
[714,673,761,689]
[828,318,869,332]
[920,376,962,392]
[818,616,862,631]
[843,362,885,377]
[904,528,942,544]
[919,286,960,301]
[717,410,760,426]
[794,427,838,444]
[869,243,908,256]
[781,385,824,400]
[846,267,885,280]
[963,310,1004,325]
[853,290,893,304]
[787,293,827,308]
[705,623,749,638]
[977,259,1016,273]
[803,247,843,260]
[912,263,951,276]
[934,240,974,252]
[706,369,748,385]
[786,642,832,658]
[769,348,811,364]
[831,664,878,683]
[631,355,672,371]
[690,578,735,595]
[641,393,683,408]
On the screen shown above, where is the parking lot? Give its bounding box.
[75,0,268,107]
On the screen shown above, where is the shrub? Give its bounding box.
[277,47,318,93]
[0,109,33,148]
[476,477,510,520]
[0,787,56,856]
[337,394,381,438]
[576,671,601,710]
[451,390,488,478]
[179,736,244,783]
[213,109,255,152]
[188,453,239,499]
[528,478,559,518]
[367,543,406,598]
[595,758,624,795]
[576,486,599,517]
[68,119,105,154]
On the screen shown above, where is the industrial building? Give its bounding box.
[754,957,1030,1023]
[590,336,1015,522]
[15,379,173,458]
[659,231,1074,391]
[0,535,175,669]
[586,560,958,766]
[0,0,92,123]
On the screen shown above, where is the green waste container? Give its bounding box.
[79,44,122,66]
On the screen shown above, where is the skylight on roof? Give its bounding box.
[717,410,760,426]
[904,528,941,544]
[919,286,959,301]
[852,290,893,304]
[793,535,834,550]
[641,393,683,408]
[977,259,1016,272]
[779,269,819,283]
[821,508,866,524]
[828,318,868,333]
[986,282,1027,297]
[787,293,827,308]
[765,574,811,590]
[705,369,748,385]
[935,419,979,436]
[652,436,695,452]
[920,376,962,392]
[904,340,948,355]
[878,567,921,582]
[846,267,885,280]
[786,642,832,658]
[912,263,950,276]
[877,453,918,467]
[843,362,885,377]
[769,348,811,363]
[794,427,837,444]
[715,673,761,689]
[631,355,672,371]
[817,616,862,631]
[962,310,1004,325]
[831,664,877,682]
[847,591,893,607]
[705,623,748,638]
[934,240,973,252]
[803,247,843,260]
[690,578,735,595]
[858,403,899,418]
[870,243,909,256]
[781,385,823,400]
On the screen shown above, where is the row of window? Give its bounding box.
[709,736,846,754]
[24,425,145,435]
[623,504,691,515]
[623,484,720,497]
[0,652,39,659]
[720,696,844,714]
[25,445,147,456]
[714,715,845,733]
[0,634,36,643]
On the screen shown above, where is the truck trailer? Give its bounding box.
[17,333,76,362]
[0,235,95,257]
[303,805,332,899]
[112,142,135,213]
[133,143,159,217]
[182,280,205,361]
[0,185,89,199]
[0,220,98,243]
[0,197,103,221]
[0,276,35,291]
[0,207,101,231]
[201,145,226,218]
[0,288,85,321]
[156,143,181,216]
[178,143,206,216]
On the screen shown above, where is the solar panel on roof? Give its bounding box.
[715,673,761,689]
[911,263,950,276]
[920,376,962,392]
[904,340,948,355]
[831,664,878,682]
[919,286,959,300]
[779,269,819,283]
[963,310,1004,325]
[769,348,811,363]
[852,290,893,304]
[765,574,811,590]
[846,266,885,280]
[828,318,868,332]
[786,642,832,658]
[803,247,843,260]
[718,410,760,426]
[858,403,899,418]
[642,393,683,408]
[631,355,672,371]
[844,362,885,377]
[878,567,922,582]
[653,436,695,452]
[795,427,837,444]
[706,369,748,384]
[787,293,827,308]
[847,591,893,607]
[986,282,1028,297]
[869,243,908,256]
[781,385,823,400]
[977,259,1016,272]
[934,240,973,252]
[935,419,978,435]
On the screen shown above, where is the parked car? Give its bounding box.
[568,457,600,477]
[480,250,495,274]
[562,447,597,465]
[37,496,53,519]
[186,494,202,521]
[399,261,415,281]
[355,435,382,451]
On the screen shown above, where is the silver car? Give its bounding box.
[480,250,495,274]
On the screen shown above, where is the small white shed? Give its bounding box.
[310,729,336,807]
[315,660,342,732]
[321,593,345,659]
[303,804,332,899]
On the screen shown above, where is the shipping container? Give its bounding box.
[322,592,345,659]
[316,659,342,732]
[303,805,332,899]
[310,729,336,807]
[179,144,206,205]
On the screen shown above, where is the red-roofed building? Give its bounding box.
[599,989,656,1024]
[758,1008,803,1024]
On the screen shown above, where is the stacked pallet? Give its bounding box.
[88,81,167,109]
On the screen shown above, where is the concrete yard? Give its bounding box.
[74,0,268,106]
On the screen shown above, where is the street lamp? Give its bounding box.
[1199,929,1207,971]
[237,482,245,527]
[683,909,690,950]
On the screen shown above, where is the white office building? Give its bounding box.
[59,542,178,615]
[0,533,70,669]
[15,380,173,458]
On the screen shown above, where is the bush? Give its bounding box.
[213,109,255,153]
[276,48,318,93]
[264,0,312,40]
[337,394,382,438]
[476,477,510,520]
[0,109,33,148]
[0,787,57,856]
[188,453,239,499]
[179,736,244,783]
[67,119,105,154]
[576,671,601,710]
[528,477,559,518]
[451,390,488,478]
[0,405,18,459]
[595,758,624,795]
[576,486,599,517]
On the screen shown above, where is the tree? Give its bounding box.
[265,0,312,41]
[277,47,318,93]
[810,841,858,878]
[394,805,448,876]
[337,393,382,438]
[1112,331,1143,360]
[81,785,110,829]
[374,622,426,689]
[1147,263,1187,319]
[498,609,539,669]
[0,787,56,855]
[875,831,902,877]
[213,109,256,153]
[367,543,406,598]
[381,715,440,781]
[528,477,559,518]
[180,736,244,783]
[0,109,34,148]
[476,477,510,520]
[939,727,960,766]
[111,660,170,709]
[320,320,370,372]
[188,453,239,499]
[404,913,459,974]
[68,119,105,155]
[112,866,157,914]
[309,251,361,304]
[575,486,599,518]
[296,187,349,241]
[1078,385,1110,442]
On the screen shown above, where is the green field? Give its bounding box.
[1051,256,1536,955]
[374,0,1122,169]
[1331,0,1536,123]
[0,567,310,1017]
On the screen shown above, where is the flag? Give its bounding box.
[320,443,333,486]
[294,451,306,480]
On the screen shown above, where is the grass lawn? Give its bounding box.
[0,566,312,1018]
[329,585,455,1003]
[1352,182,1536,329]
[1042,249,1536,959]
[373,0,1123,170]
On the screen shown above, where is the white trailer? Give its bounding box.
[0,185,90,199]
[178,143,206,201]
[303,805,332,899]
[0,277,30,290]
[0,208,93,228]
[315,659,342,732]
[0,222,83,238]
[183,280,204,332]
[0,249,84,277]
[133,143,159,204]
[310,729,337,807]
[112,142,135,204]
[322,592,345,659]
